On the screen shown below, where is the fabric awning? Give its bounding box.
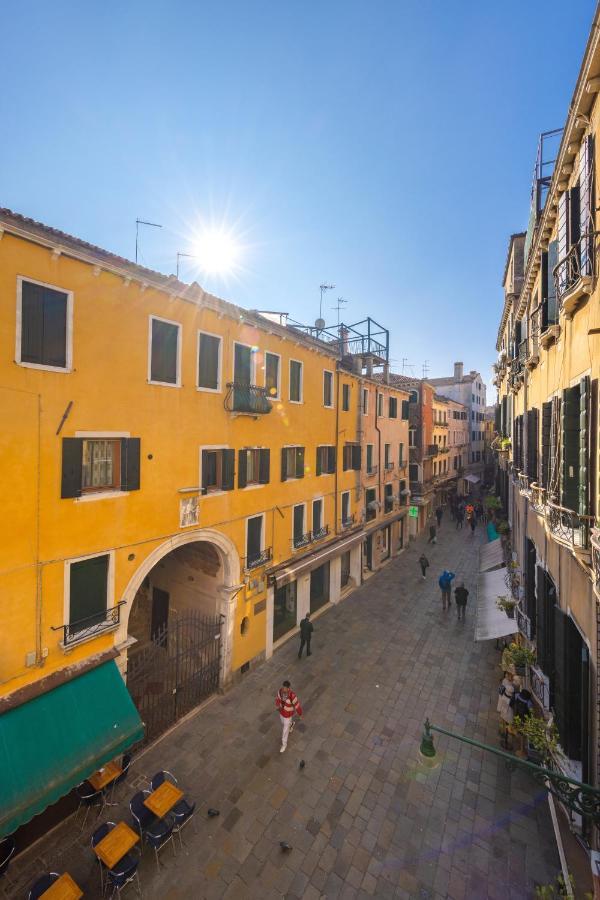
[268,529,364,589]
[465,474,481,484]
[479,538,504,572]
[475,567,517,641]
[0,660,144,836]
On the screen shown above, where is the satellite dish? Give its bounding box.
[315,318,325,330]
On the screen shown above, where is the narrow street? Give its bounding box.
[8,522,559,899]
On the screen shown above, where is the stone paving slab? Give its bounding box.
[5,521,560,898]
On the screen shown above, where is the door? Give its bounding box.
[383,526,391,560]
[365,535,373,570]
[310,563,330,613]
[151,587,169,646]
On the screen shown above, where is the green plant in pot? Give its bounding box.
[496,595,517,618]
[513,714,559,766]
[497,520,511,535]
[502,641,535,674]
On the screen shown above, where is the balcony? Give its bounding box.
[426,445,438,457]
[518,473,532,498]
[312,524,330,542]
[547,501,592,555]
[509,357,523,392]
[530,483,546,515]
[384,462,395,471]
[554,236,594,315]
[244,547,273,571]
[439,446,449,454]
[292,532,312,551]
[591,528,600,598]
[516,605,532,641]
[225,383,272,415]
[341,514,356,530]
[52,601,125,648]
[366,465,378,476]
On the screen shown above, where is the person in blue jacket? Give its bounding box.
[438,570,456,611]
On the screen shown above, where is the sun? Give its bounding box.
[193,229,240,275]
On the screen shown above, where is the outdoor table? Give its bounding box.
[93,821,139,870]
[40,872,83,899]
[88,760,123,792]
[143,781,184,818]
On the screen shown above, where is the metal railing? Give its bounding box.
[312,524,330,541]
[529,306,541,360]
[341,514,355,530]
[516,606,532,640]
[529,664,550,712]
[384,461,394,470]
[427,445,438,457]
[590,528,600,590]
[244,547,273,571]
[518,338,528,365]
[366,465,378,476]
[547,501,593,551]
[554,233,594,306]
[518,473,531,497]
[52,601,125,647]
[292,532,312,550]
[529,482,546,514]
[225,383,272,414]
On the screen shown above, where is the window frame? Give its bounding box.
[245,512,265,563]
[342,383,350,412]
[197,329,223,393]
[16,275,74,373]
[232,340,257,385]
[341,490,351,524]
[292,502,307,548]
[63,549,115,645]
[200,444,229,494]
[323,369,334,408]
[289,358,304,404]
[264,351,281,400]
[362,388,369,415]
[312,497,324,533]
[81,438,122,494]
[148,314,182,388]
[282,444,304,480]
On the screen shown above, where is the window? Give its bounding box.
[340,551,351,588]
[289,360,303,402]
[197,331,222,391]
[399,479,407,504]
[343,442,361,471]
[384,444,391,468]
[316,445,336,475]
[323,370,334,408]
[399,443,404,467]
[409,429,416,448]
[68,552,111,636]
[366,444,374,473]
[292,504,308,548]
[365,487,377,521]
[238,448,270,488]
[472,431,476,441]
[246,515,264,567]
[149,316,181,386]
[281,446,305,480]
[341,491,351,525]
[265,352,280,399]
[342,383,350,411]
[377,393,384,416]
[61,437,140,499]
[17,277,72,371]
[201,448,235,492]
[384,483,394,513]
[401,400,410,419]
[312,498,323,534]
[389,397,397,418]
[362,389,369,414]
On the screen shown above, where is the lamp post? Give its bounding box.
[419,719,600,824]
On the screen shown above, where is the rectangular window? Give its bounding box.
[265,352,280,399]
[366,444,374,473]
[149,316,180,386]
[362,389,369,414]
[384,483,394,513]
[343,443,361,471]
[238,448,270,488]
[18,277,71,370]
[292,504,307,548]
[201,448,235,492]
[389,397,397,418]
[82,439,121,492]
[377,393,383,416]
[399,443,404,467]
[384,444,391,468]
[281,446,305,480]
[290,360,303,402]
[365,487,377,521]
[61,437,140,498]
[323,370,334,408]
[409,429,416,448]
[401,400,410,419]
[197,331,221,391]
[342,383,350,411]
[246,515,264,567]
[316,445,336,475]
[341,491,351,525]
[312,498,323,534]
[69,553,110,634]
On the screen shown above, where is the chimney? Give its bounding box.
[454,362,463,381]
[383,362,390,384]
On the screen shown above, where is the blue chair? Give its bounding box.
[75,780,104,830]
[91,821,116,893]
[0,836,15,880]
[27,873,59,899]
[150,771,196,847]
[106,849,142,898]
[107,753,133,803]
[130,791,176,872]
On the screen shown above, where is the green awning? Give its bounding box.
[0,660,144,836]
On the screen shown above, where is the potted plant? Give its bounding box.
[496,595,517,618]
[502,641,535,675]
[497,520,511,535]
[512,714,559,766]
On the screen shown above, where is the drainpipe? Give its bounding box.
[334,363,341,535]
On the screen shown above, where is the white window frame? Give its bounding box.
[341,490,351,523]
[264,351,281,400]
[245,512,265,559]
[232,340,256,385]
[362,388,369,415]
[63,549,115,648]
[148,315,182,388]
[323,369,334,408]
[366,443,374,472]
[282,444,303,481]
[16,275,74,373]
[197,329,223,393]
[292,502,307,548]
[199,444,229,496]
[316,444,335,476]
[289,358,304,403]
[74,432,130,502]
[312,496,324,533]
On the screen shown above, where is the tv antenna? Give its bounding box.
[135,218,162,264]
[401,358,409,375]
[422,360,430,379]
[319,283,335,322]
[331,296,349,329]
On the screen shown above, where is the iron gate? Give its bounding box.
[126,610,223,746]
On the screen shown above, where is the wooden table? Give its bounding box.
[88,759,123,791]
[40,873,83,899]
[143,781,184,818]
[93,821,139,870]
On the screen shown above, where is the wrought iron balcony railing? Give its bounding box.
[244,547,273,571]
[426,445,438,457]
[590,528,600,595]
[292,532,312,550]
[518,339,528,366]
[366,465,378,476]
[52,601,125,647]
[312,524,330,541]
[547,501,593,553]
[225,382,272,415]
[530,482,546,515]
[384,462,395,470]
[516,605,532,641]
[341,514,355,529]
[554,234,594,313]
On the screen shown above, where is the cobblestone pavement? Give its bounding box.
[7,521,560,899]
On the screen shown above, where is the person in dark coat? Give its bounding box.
[454,582,469,620]
[298,613,313,658]
[419,554,430,579]
[435,507,443,527]
[428,522,437,544]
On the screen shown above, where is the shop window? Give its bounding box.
[149,316,181,386]
[197,331,221,391]
[310,562,330,613]
[273,582,297,642]
[340,551,351,588]
[18,277,71,370]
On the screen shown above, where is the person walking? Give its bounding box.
[298,613,313,658]
[435,506,443,527]
[454,582,469,620]
[428,521,437,544]
[275,680,303,753]
[455,508,464,530]
[419,553,430,579]
[469,515,476,535]
[438,570,455,610]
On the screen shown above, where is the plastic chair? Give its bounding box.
[27,873,60,899]
[150,771,196,847]
[108,753,133,803]
[91,821,116,893]
[106,849,142,898]
[130,791,176,872]
[0,836,15,880]
[75,780,104,831]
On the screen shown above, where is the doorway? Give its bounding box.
[310,563,330,613]
[151,587,169,646]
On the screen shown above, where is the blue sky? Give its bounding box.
[1,1,594,392]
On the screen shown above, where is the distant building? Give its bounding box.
[428,362,487,486]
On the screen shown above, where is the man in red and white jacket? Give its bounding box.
[275,680,303,753]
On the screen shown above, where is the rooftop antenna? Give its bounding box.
[331,296,349,330]
[422,360,430,379]
[319,283,335,323]
[401,358,409,375]
[136,219,162,264]
[176,252,196,280]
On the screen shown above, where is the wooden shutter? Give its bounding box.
[281,448,288,482]
[401,400,409,420]
[61,438,83,498]
[343,445,350,471]
[259,449,270,484]
[198,333,220,390]
[561,385,580,510]
[295,447,305,478]
[342,384,350,411]
[501,396,507,435]
[327,446,336,474]
[221,449,235,491]
[238,450,248,489]
[21,281,68,368]
[579,375,590,516]
[557,191,569,286]
[541,401,552,488]
[553,606,567,746]
[352,445,361,470]
[536,566,547,672]
[549,396,561,499]
[42,289,68,368]
[494,404,501,434]
[70,554,109,627]
[121,438,141,491]
[570,184,581,249]
[580,136,594,277]
[201,450,210,491]
[526,409,538,481]
[316,447,322,476]
[151,319,179,384]
[293,504,304,540]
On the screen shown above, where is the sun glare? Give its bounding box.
[193,229,240,275]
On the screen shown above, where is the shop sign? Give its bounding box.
[409,506,419,518]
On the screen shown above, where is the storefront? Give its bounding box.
[273,581,297,643]
[310,562,330,613]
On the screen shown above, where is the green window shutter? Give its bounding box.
[259,449,270,484]
[327,446,336,474]
[198,333,220,390]
[316,448,322,476]
[343,445,349,471]
[281,448,288,482]
[70,554,109,630]
[561,386,580,510]
[238,450,248,489]
[541,402,552,489]
[401,400,409,420]
[120,438,141,491]
[352,445,361,470]
[221,449,235,491]
[526,409,538,481]
[151,319,179,384]
[296,447,305,478]
[579,375,590,515]
[61,438,83,498]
